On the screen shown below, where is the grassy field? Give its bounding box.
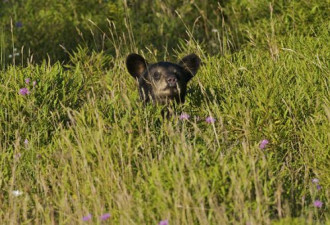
[0,0,329,224]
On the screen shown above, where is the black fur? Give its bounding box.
[126,53,201,105]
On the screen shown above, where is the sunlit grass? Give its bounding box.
[0,1,329,224]
[1,32,328,224]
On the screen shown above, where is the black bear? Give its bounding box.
[126,53,201,105]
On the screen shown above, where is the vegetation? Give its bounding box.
[0,0,329,224]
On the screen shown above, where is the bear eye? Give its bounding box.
[153,71,161,80]
[173,70,179,76]
[173,71,180,79]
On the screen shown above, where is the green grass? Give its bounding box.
[0,1,329,224]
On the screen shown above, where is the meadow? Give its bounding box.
[0,0,329,224]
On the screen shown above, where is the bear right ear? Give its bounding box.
[126,53,148,78]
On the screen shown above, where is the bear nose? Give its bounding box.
[167,76,177,87]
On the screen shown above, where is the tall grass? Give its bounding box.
[0,0,329,224]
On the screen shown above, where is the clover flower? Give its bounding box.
[180,113,190,120]
[82,214,92,221]
[159,219,169,225]
[259,139,269,149]
[312,178,319,184]
[100,213,110,221]
[19,88,30,95]
[205,116,216,123]
[16,21,23,28]
[314,200,323,208]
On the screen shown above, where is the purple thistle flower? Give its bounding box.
[100,213,110,221]
[25,78,30,84]
[316,185,322,191]
[180,113,190,120]
[312,178,319,184]
[159,219,169,225]
[314,200,323,208]
[19,87,30,95]
[82,214,92,221]
[205,116,216,123]
[259,139,269,149]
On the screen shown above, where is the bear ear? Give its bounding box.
[126,53,148,78]
[179,54,201,76]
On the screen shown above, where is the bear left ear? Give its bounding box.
[126,53,148,79]
[179,54,201,77]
